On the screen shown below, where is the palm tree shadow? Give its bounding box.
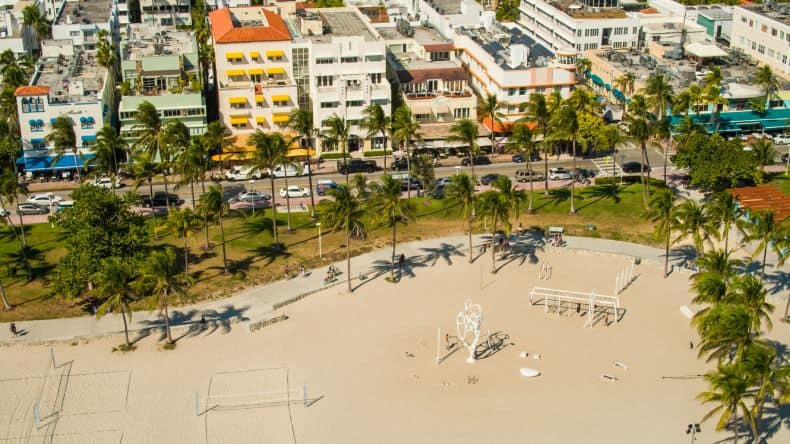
[762,269,789,295]
[238,214,274,239]
[736,259,764,276]
[754,403,789,444]
[248,244,291,267]
[419,242,465,266]
[367,255,429,285]
[576,185,628,211]
[545,187,576,208]
[668,245,698,269]
[136,305,251,343]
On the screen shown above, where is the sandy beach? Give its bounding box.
[1,245,787,443]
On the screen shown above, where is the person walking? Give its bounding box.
[399,253,406,268]
[9,322,18,337]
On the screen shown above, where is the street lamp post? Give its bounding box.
[317,222,322,259]
[619,153,626,186]
[686,423,700,444]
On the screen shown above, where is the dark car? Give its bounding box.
[573,168,596,180]
[401,178,422,191]
[141,192,182,207]
[511,152,541,163]
[431,184,446,199]
[392,158,409,171]
[480,173,501,185]
[17,203,49,215]
[461,156,491,166]
[621,162,650,173]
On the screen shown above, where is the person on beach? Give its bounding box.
[10,322,18,337]
[399,254,406,268]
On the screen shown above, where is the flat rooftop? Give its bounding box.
[34,51,107,103]
[318,9,377,40]
[738,4,790,26]
[458,24,554,70]
[549,0,628,19]
[123,25,197,61]
[428,0,463,15]
[413,27,450,46]
[698,9,732,21]
[55,0,114,26]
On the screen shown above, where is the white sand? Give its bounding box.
[1,249,787,443]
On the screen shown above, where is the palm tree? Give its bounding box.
[448,118,480,182]
[695,303,753,363]
[46,116,81,181]
[521,93,552,195]
[674,199,719,255]
[138,248,186,344]
[95,29,116,72]
[130,152,161,239]
[755,65,780,110]
[551,103,580,213]
[0,50,33,89]
[698,362,756,444]
[508,123,537,212]
[445,173,476,263]
[373,175,416,280]
[703,66,723,91]
[575,57,591,84]
[729,275,774,334]
[741,342,790,430]
[162,120,191,208]
[644,187,677,277]
[686,83,705,119]
[324,114,350,182]
[202,121,229,176]
[198,184,230,274]
[92,257,137,347]
[705,85,728,132]
[391,105,421,197]
[751,138,775,183]
[478,94,504,153]
[164,208,199,276]
[0,172,31,280]
[134,101,174,210]
[613,71,636,118]
[673,89,693,118]
[92,125,126,195]
[625,108,653,208]
[361,103,391,172]
[288,108,317,217]
[742,210,782,279]
[491,175,524,225]
[249,130,287,246]
[705,192,743,255]
[643,73,674,182]
[22,5,51,50]
[691,249,741,310]
[476,190,511,273]
[318,184,367,293]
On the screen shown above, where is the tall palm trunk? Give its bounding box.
[490,225,498,273]
[306,154,316,218]
[543,147,550,196]
[284,173,292,231]
[269,176,279,245]
[406,140,412,199]
[467,215,473,263]
[761,246,768,280]
[343,139,349,184]
[183,237,190,276]
[664,219,671,277]
[640,143,649,208]
[189,180,196,210]
[662,132,670,183]
[120,304,130,347]
[219,216,228,274]
[72,149,82,182]
[570,139,577,214]
[16,210,31,280]
[1,278,11,310]
[527,152,534,212]
[489,112,496,153]
[200,178,209,248]
[162,289,173,344]
[391,217,397,280]
[148,178,158,240]
[381,130,388,173]
[346,232,352,293]
[163,174,172,213]
[733,407,739,444]
[611,147,618,196]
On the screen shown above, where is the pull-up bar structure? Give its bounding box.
[528,287,621,327]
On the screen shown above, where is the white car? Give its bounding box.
[225,166,263,181]
[548,168,573,180]
[774,134,790,145]
[237,190,271,202]
[279,186,311,198]
[92,176,122,189]
[0,207,7,217]
[27,193,63,206]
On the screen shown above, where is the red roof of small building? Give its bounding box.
[728,185,790,221]
[639,7,659,14]
[209,7,291,44]
[14,85,50,96]
[396,67,467,84]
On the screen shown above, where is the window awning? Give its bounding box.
[266,50,285,58]
[590,74,604,86]
[247,68,264,75]
[225,52,243,60]
[211,152,255,162]
[81,135,97,142]
[229,116,249,125]
[226,69,245,77]
[266,67,285,75]
[249,51,260,58]
[228,97,247,104]
[613,89,625,101]
[271,94,290,102]
[410,102,433,115]
[22,154,96,171]
[255,116,267,124]
[272,114,289,123]
[30,138,44,144]
[255,95,264,103]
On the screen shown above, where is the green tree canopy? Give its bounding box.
[674,133,757,191]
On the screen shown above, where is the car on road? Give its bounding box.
[225,166,263,181]
[461,156,491,166]
[621,162,650,173]
[27,193,63,206]
[401,178,422,191]
[511,153,540,163]
[548,168,573,180]
[17,203,49,215]
[781,153,789,163]
[237,190,271,202]
[775,134,790,145]
[279,186,311,198]
[337,159,377,174]
[573,168,596,180]
[433,177,452,187]
[92,176,122,189]
[316,179,338,196]
[480,173,501,185]
[141,192,182,207]
[515,169,544,182]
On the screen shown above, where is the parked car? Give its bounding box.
[141,192,182,207]
[515,169,544,182]
[92,176,122,189]
[17,203,49,215]
[511,152,540,163]
[0,207,7,217]
[55,200,75,213]
[237,190,271,202]
[392,158,409,171]
[480,173,501,185]
[279,186,311,198]
[401,178,422,191]
[548,168,573,180]
[433,177,452,187]
[27,193,63,206]
[225,166,263,181]
[337,159,377,174]
[573,168,596,180]
[431,184,446,199]
[621,162,650,173]
[270,164,303,177]
[775,134,790,145]
[316,179,338,196]
[461,156,491,166]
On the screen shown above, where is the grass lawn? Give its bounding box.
[0,182,659,322]
[768,173,790,196]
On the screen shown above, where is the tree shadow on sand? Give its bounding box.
[418,242,465,266]
[134,304,251,344]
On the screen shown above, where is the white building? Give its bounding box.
[291,7,391,155]
[51,0,118,50]
[140,0,191,27]
[0,1,39,55]
[15,39,115,175]
[731,3,790,80]
[117,0,129,25]
[637,8,708,46]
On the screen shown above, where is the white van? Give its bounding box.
[269,163,303,178]
[225,166,263,181]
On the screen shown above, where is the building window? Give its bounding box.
[31,139,47,150]
[320,102,338,109]
[80,117,95,129]
[758,44,765,54]
[365,54,384,62]
[429,51,449,61]
[30,120,44,132]
[268,55,283,62]
[771,28,777,37]
[230,102,247,110]
[317,75,333,87]
[346,100,364,107]
[372,99,388,106]
[370,73,382,84]
[508,88,515,96]
[272,100,288,107]
[340,56,359,63]
[518,87,527,95]
[453,108,470,119]
[316,57,335,64]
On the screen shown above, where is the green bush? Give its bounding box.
[319,152,350,160]
[363,150,389,158]
[594,176,666,187]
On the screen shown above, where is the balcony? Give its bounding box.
[404,90,473,100]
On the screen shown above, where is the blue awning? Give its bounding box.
[15,157,24,165]
[24,156,53,171]
[80,117,87,123]
[612,89,625,101]
[36,119,43,125]
[30,138,44,144]
[81,135,97,142]
[28,119,36,125]
[50,118,56,124]
[22,154,96,171]
[604,83,611,90]
[590,74,604,86]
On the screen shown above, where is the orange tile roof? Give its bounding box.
[209,7,291,44]
[482,117,514,133]
[14,86,50,96]
[640,7,659,14]
[728,185,790,221]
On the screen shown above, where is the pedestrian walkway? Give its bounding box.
[0,233,783,345]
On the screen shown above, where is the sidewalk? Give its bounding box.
[0,233,782,345]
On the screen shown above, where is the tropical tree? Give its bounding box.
[323,114,350,182]
[0,50,33,88]
[318,184,367,293]
[691,249,741,310]
[695,303,753,363]
[197,184,230,274]
[644,187,677,277]
[137,248,187,344]
[698,362,756,443]
[361,103,391,172]
[202,121,229,176]
[448,118,480,183]
[164,208,199,276]
[729,275,774,334]
[95,29,116,72]
[551,103,580,213]
[46,116,81,181]
[624,103,654,208]
[673,89,693,118]
[478,94,504,153]
[249,130,288,246]
[705,85,729,132]
[391,105,421,197]
[613,71,636,117]
[520,93,552,195]
[288,108,317,217]
[92,125,126,194]
[134,101,175,210]
[755,65,781,110]
[643,73,674,182]
[674,199,719,255]
[476,190,511,273]
[130,152,161,239]
[575,57,591,84]
[742,210,783,279]
[91,257,137,348]
[0,172,31,280]
[373,175,416,280]
[445,173,476,263]
[491,175,524,225]
[751,138,775,183]
[508,123,537,212]
[22,5,51,49]
[705,192,743,255]
[740,342,790,428]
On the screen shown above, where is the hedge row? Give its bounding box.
[594,176,666,186]
[362,150,389,158]
[319,152,350,160]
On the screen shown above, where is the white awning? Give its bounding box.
[684,42,727,59]
[410,102,433,115]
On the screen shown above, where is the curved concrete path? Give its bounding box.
[0,233,785,345]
